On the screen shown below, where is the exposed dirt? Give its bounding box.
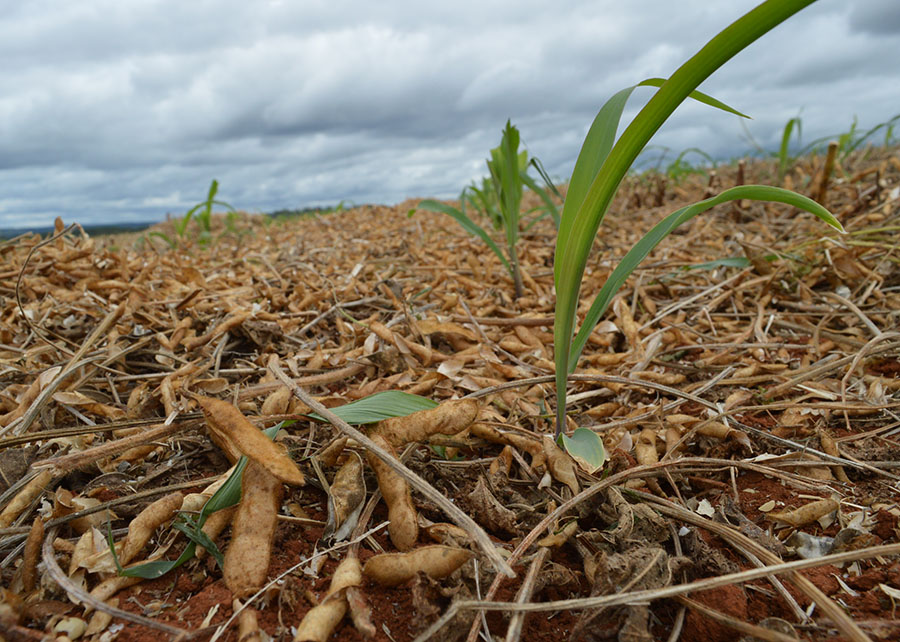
[1,148,900,641]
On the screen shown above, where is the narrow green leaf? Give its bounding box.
[556,80,748,289]
[416,199,512,276]
[111,423,284,579]
[641,78,750,119]
[554,0,820,435]
[307,390,439,425]
[686,256,751,270]
[521,172,560,230]
[173,519,225,569]
[567,185,842,368]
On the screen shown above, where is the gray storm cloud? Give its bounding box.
[0,0,897,229]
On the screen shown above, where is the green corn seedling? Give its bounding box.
[175,179,238,245]
[777,116,802,181]
[416,121,558,299]
[552,0,844,439]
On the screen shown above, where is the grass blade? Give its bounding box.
[556,81,749,287]
[307,390,439,425]
[415,199,512,276]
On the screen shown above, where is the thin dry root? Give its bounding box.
[224,460,282,598]
[363,545,473,587]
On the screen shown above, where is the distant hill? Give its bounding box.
[0,220,158,241]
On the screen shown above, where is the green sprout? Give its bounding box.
[552,0,844,440]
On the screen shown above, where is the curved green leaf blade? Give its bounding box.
[416,199,512,276]
[521,172,560,229]
[554,0,819,434]
[641,78,750,119]
[567,185,842,368]
[556,80,749,288]
[308,390,439,425]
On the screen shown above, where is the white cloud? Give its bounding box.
[0,0,898,229]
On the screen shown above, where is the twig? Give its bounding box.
[504,548,550,642]
[674,596,799,642]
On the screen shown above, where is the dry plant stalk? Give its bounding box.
[195,395,305,486]
[363,545,473,587]
[366,434,418,551]
[293,555,363,642]
[224,460,283,598]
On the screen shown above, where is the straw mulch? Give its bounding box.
[1,148,899,642]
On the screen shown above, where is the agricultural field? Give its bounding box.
[3,2,900,640]
[1,143,899,641]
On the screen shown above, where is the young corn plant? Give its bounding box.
[175,179,238,246]
[777,116,802,181]
[415,120,558,299]
[553,0,844,446]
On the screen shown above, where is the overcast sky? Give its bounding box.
[1,0,899,230]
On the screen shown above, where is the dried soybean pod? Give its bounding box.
[22,517,43,592]
[768,498,839,528]
[224,460,282,598]
[0,469,54,528]
[87,575,143,613]
[374,399,479,448]
[469,422,542,457]
[119,491,183,565]
[195,395,305,486]
[819,430,850,482]
[323,452,366,542]
[261,386,292,416]
[363,546,473,587]
[235,600,261,642]
[293,555,363,642]
[366,434,417,551]
[635,428,659,467]
[541,435,580,495]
